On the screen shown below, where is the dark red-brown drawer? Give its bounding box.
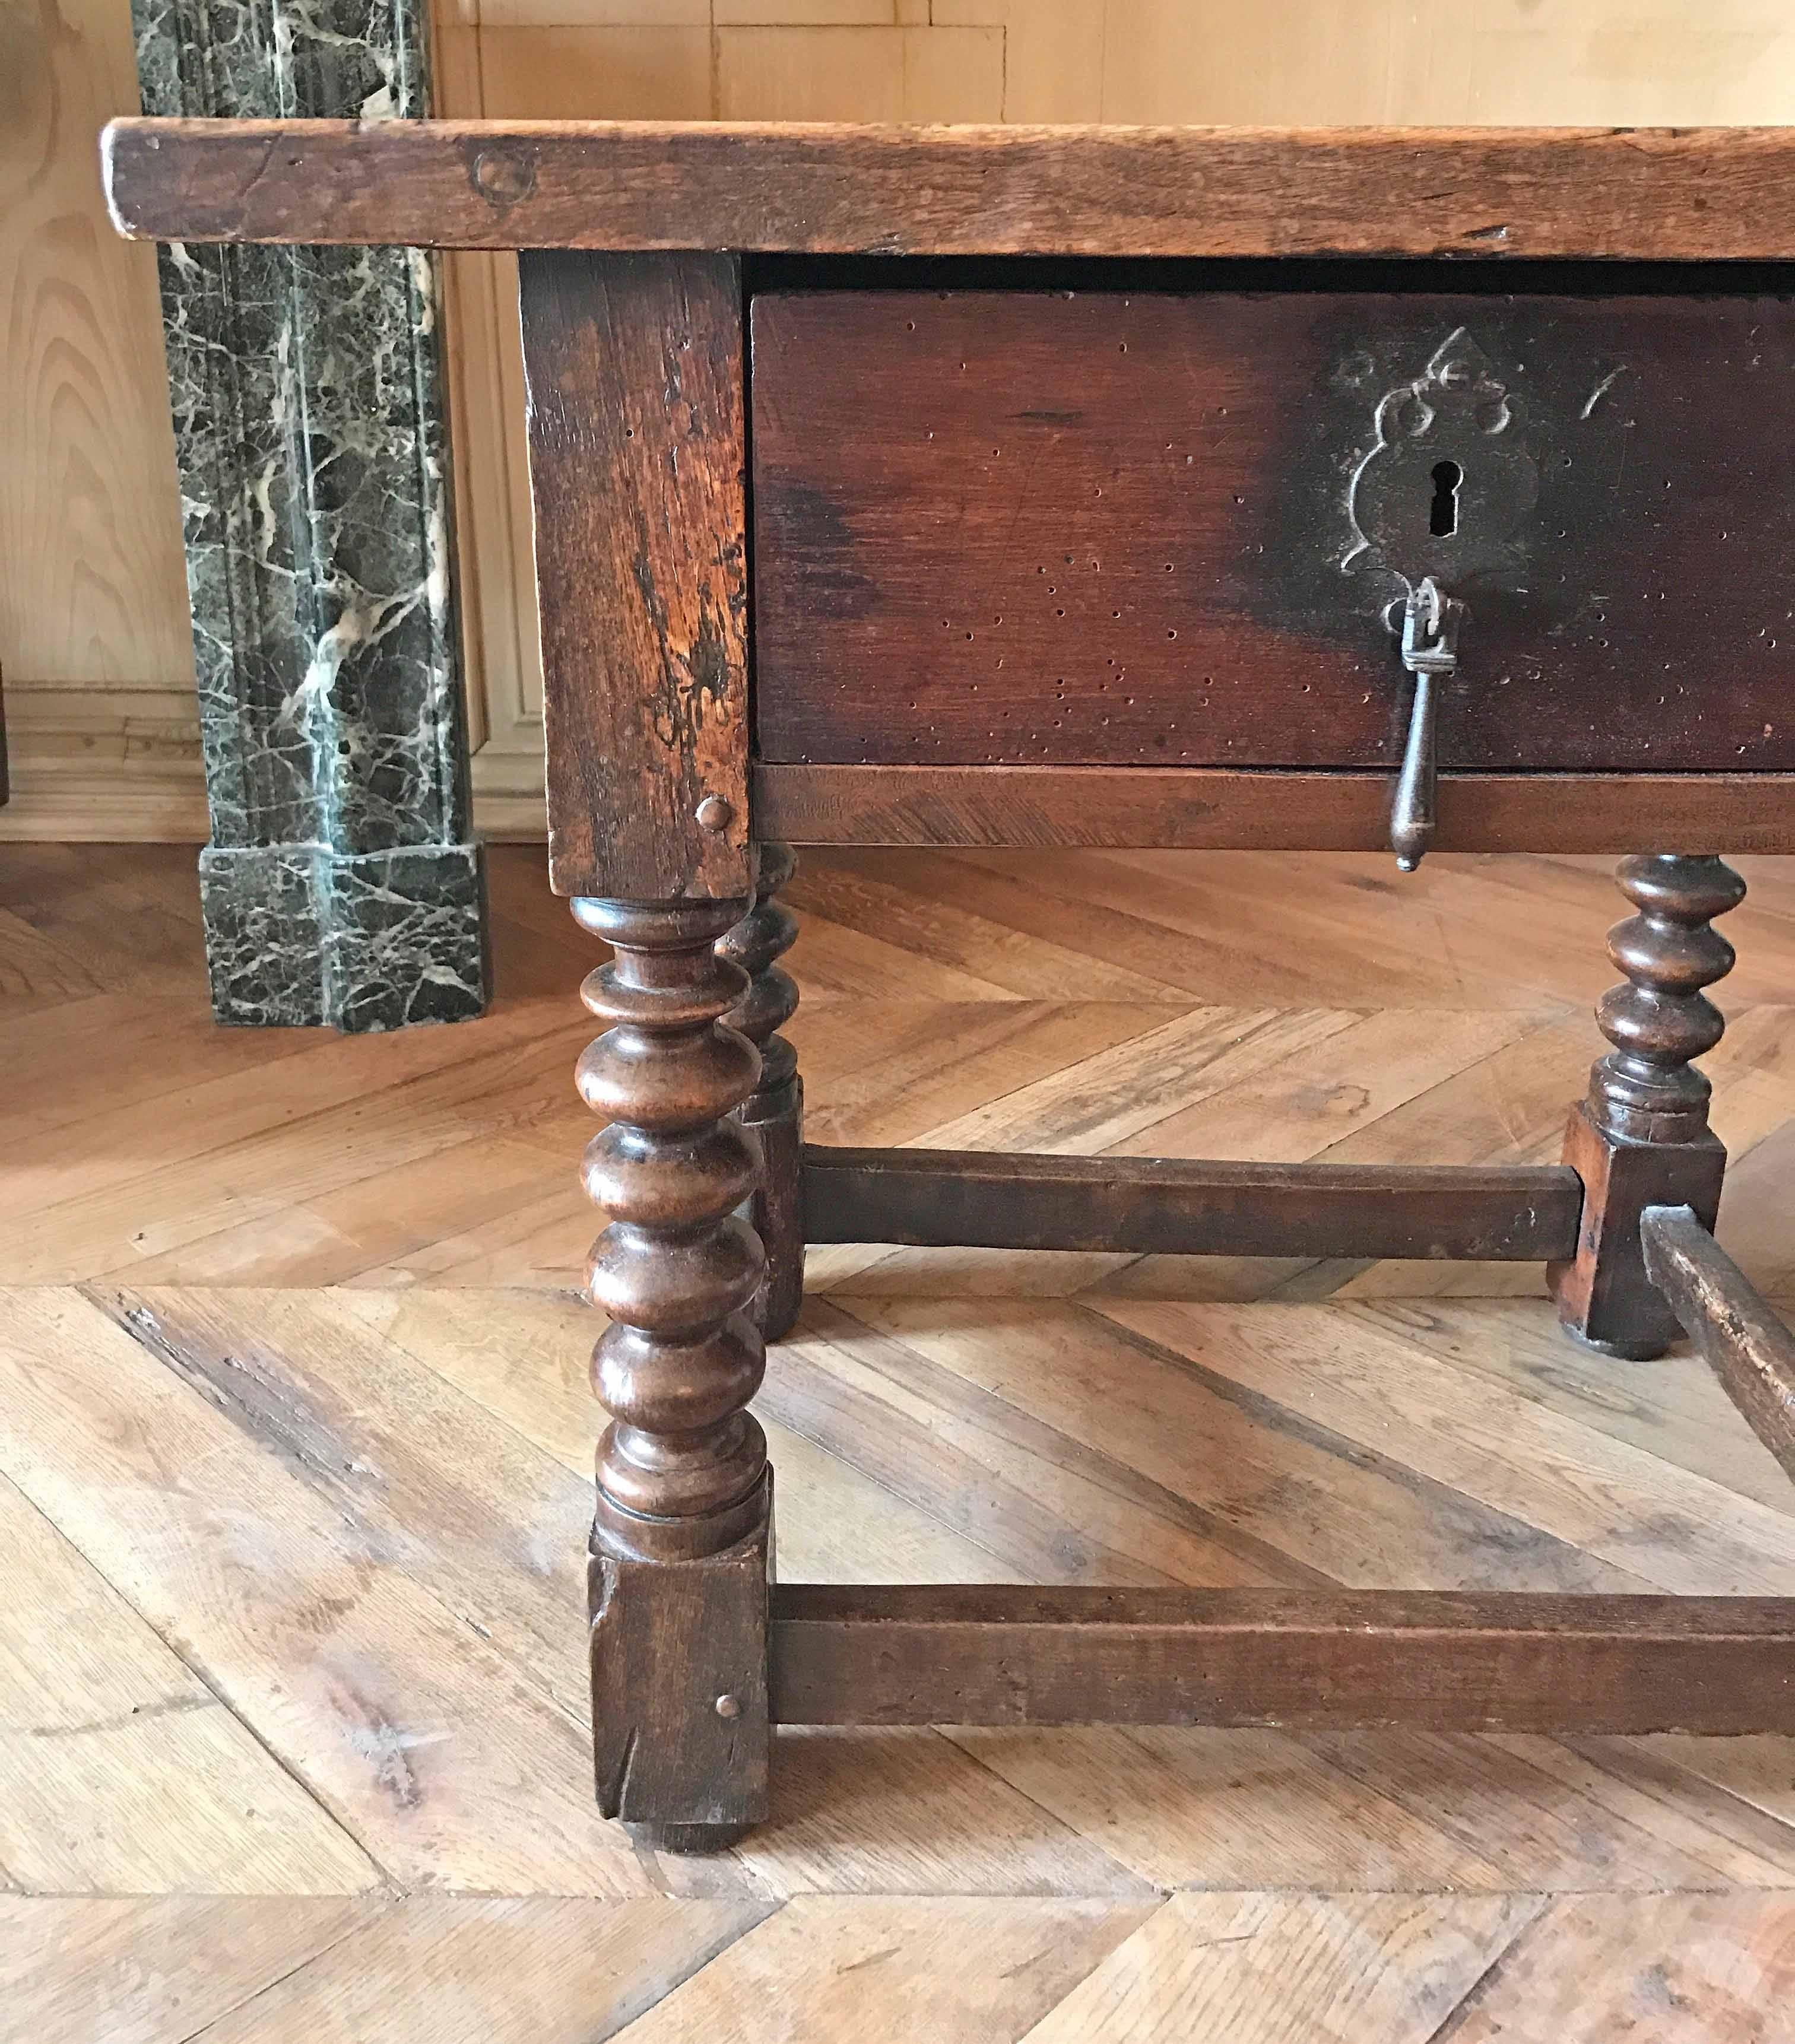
[749,287,1795,771]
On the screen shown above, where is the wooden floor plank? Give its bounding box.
[336,1287,1023,1586]
[0,1001,569,1262]
[1107,1007,1552,1163]
[906,1005,1362,1158]
[608,1897,1158,2044]
[115,1137,575,1287]
[789,997,1193,1150]
[180,1898,771,2044]
[0,1468,379,1896]
[342,1186,597,1289]
[740,1730,1159,1900]
[0,990,322,1148]
[0,1289,657,1896]
[903,848,1402,1006]
[0,845,209,997]
[0,910,109,1011]
[2,842,1794,2036]
[1446,1891,1795,2043]
[831,1298,1645,1592]
[1014,1890,1540,2044]
[194,1287,1148,1899]
[950,1718,1795,1894]
[784,856,1195,1002]
[760,1313,1283,1591]
[0,1897,376,2044]
[1342,1298,1795,1514]
[1301,1730,1795,1891]
[951,1725,1516,1890]
[92,1286,604,1722]
[1091,1298,1795,1594]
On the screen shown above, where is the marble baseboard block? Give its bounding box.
[199,842,489,1031]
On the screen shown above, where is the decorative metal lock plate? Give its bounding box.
[1344,329,1542,869]
[1344,328,1540,583]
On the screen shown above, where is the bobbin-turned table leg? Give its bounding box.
[573,894,771,1851]
[719,842,804,1340]
[1552,853,1746,1359]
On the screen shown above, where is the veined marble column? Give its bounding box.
[133,0,489,1030]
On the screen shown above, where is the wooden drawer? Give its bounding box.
[750,285,1795,772]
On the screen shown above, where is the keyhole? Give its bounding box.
[1429,459,1463,538]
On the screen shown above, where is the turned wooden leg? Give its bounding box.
[719,842,804,1341]
[573,895,770,1851]
[1552,853,1746,1359]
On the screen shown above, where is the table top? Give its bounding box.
[102,119,1795,261]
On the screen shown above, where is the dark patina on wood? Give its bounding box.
[804,1148,1581,1262]
[103,119,1795,259]
[102,113,1795,1855]
[752,290,1795,775]
[519,251,749,900]
[575,894,770,1843]
[719,843,806,1341]
[1642,1204,1795,1487]
[590,1524,770,1839]
[1553,855,1745,1358]
[770,1585,1795,1732]
[752,765,1795,854]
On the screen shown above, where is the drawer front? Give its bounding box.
[749,288,1795,771]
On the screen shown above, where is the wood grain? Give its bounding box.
[182,1897,770,2044]
[1096,1294,1795,1595]
[0,1899,376,2044]
[102,119,1795,258]
[1447,1891,1795,2043]
[5,4,189,693]
[0,1287,656,1896]
[1642,1205,1795,1489]
[771,1584,1795,1732]
[0,1466,379,1895]
[751,290,1795,775]
[803,1147,1582,1260]
[609,1896,1156,2044]
[6,847,1795,2026]
[751,767,1795,854]
[518,250,749,899]
[1022,1890,1540,2044]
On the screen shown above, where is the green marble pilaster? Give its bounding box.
[133,0,489,1029]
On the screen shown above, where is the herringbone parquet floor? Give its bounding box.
[5,840,1795,2042]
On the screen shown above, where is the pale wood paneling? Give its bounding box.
[0,0,198,840]
[716,24,1004,121]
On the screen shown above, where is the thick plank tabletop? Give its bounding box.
[102,118,1795,259]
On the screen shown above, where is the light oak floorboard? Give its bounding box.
[5,845,1795,2036]
[0,1897,375,2044]
[608,1896,1157,2044]
[1016,1890,1542,2044]
[1447,1891,1795,2043]
[0,1468,378,1896]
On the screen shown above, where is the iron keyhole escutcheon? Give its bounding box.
[1343,327,1539,585]
[1429,459,1462,537]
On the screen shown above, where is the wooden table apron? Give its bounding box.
[102,120,1795,1850]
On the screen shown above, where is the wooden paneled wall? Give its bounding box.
[7,0,1795,840]
[1,0,204,840]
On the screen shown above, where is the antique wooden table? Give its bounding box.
[106,120,1795,1851]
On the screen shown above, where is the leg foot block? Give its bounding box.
[625,1820,754,1856]
[589,1494,771,1832]
[1551,1102,1725,1359]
